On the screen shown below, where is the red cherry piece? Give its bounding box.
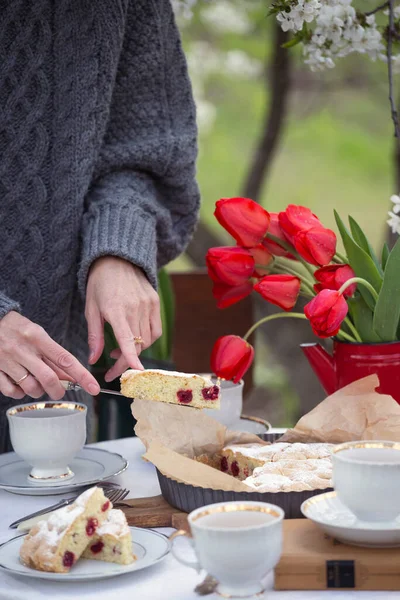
[202,386,220,401]
[62,551,75,568]
[86,517,98,536]
[243,466,249,478]
[221,456,228,472]
[101,501,110,512]
[90,541,104,554]
[177,390,193,404]
[231,461,240,477]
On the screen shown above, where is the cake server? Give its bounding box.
[61,380,124,397]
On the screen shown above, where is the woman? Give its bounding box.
[0,0,199,451]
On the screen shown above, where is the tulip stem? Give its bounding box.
[344,317,362,342]
[338,277,379,302]
[243,312,308,340]
[265,233,316,277]
[336,330,359,343]
[334,252,347,264]
[242,310,358,343]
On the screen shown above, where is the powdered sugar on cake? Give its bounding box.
[97,509,130,538]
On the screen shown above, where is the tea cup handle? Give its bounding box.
[169,530,201,572]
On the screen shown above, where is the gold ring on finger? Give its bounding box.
[14,373,29,386]
[133,336,144,345]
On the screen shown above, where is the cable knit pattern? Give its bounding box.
[0,0,199,450]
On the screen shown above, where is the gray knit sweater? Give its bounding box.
[0,0,199,450]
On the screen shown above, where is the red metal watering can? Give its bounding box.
[301,340,400,404]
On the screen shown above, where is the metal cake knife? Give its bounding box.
[61,380,124,397]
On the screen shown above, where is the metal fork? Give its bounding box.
[10,484,128,529]
[106,487,130,505]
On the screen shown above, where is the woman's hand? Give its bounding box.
[0,312,101,400]
[85,257,162,382]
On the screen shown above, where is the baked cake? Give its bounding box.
[221,442,333,481]
[82,509,135,565]
[20,487,112,573]
[120,369,221,409]
[244,458,332,492]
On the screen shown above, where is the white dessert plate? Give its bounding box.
[302,491,400,548]
[0,447,127,496]
[0,527,170,581]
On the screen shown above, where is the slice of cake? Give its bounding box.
[82,509,135,565]
[19,487,112,573]
[221,442,334,481]
[120,369,221,410]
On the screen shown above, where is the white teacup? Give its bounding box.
[332,441,400,522]
[202,375,244,426]
[7,401,87,482]
[170,501,284,598]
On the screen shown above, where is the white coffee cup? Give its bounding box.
[170,501,284,598]
[332,440,400,522]
[7,401,87,482]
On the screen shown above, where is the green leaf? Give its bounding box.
[373,237,400,341]
[348,216,383,276]
[334,210,382,311]
[348,294,382,343]
[381,242,390,271]
[141,268,175,362]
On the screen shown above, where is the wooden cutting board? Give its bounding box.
[119,495,189,531]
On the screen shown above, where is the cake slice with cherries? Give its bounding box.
[82,509,135,565]
[120,369,220,409]
[19,487,112,573]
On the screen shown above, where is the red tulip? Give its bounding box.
[249,243,273,277]
[314,264,356,297]
[212,281,253,309]
[254,274,301,311]
[263,213,293,258]
[304,289,348,338]
[206,247,255,286]
[279,205,322,244]
[211,335,254,383]
[293,227,336,266]
[215,197,271,248]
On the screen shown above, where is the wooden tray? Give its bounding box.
[119,495,189,531]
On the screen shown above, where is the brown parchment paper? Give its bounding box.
[131,399,268,492]
[279,374,400,443]
[131,374,400,492]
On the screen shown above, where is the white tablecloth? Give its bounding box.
[0,437,398,600]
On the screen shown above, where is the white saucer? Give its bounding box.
[302,491,400,548]
[0,527,169,581]
[0,447,128,496]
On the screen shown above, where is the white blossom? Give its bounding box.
[277,0,321,33]
[223,50,262,78]
[391,194,400,214]
[387,212,400,235]
[289,0,385,71]
[201,1,253,35]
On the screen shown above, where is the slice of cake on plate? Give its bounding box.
[82,509,135,565]
[19,487,112,573]
[120,369,221,410]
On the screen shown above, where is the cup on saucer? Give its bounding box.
[332,440,400,522]
[169,500,284,598]
[7,401,86,483]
